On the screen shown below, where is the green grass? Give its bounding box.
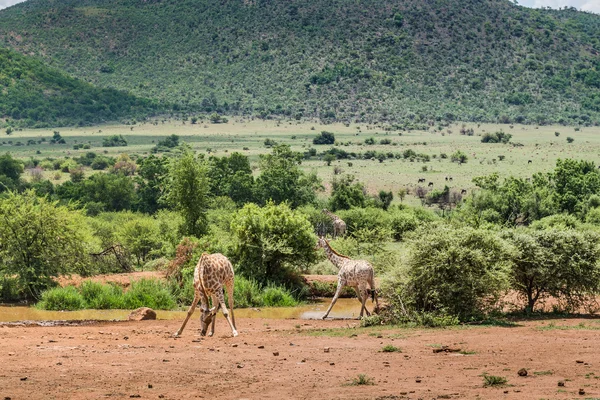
[482,374,508,387]
[344,374,375,386]
[381,344,401,353]
[534,371,553,376]
[11,121,600,199]
[536,322,600,331]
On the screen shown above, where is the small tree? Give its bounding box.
[324,153,336,166]
[504,229,600,312]
[554,132,560,137]
[164,149,210,237]
[329,175,367,210]
[378,190,394,210]
[566,137,574,143]
[0,191,91,299]
[397,188,407,203]
[384,225,511,321]
[451,150,468,164]
[230,202,317,286]
[313,131,335,145]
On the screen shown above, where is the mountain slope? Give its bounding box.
[0,47,164,127]
[1,0,600,125]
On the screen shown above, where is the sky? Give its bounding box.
[0,0,599,12]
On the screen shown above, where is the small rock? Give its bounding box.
[123,336,129,340]
[558,381,565,387]
[158,396,165,399]
[579,389,585,395]
[301,359,306,363]
[330,362,335,366]
[517,368,528,377]
[576,360,584,364]
[8,352,15,356]
[162,359,169,362]
[273,351,279,356]
[415,379,422,383]
[128,307,157,321]
[129,395,141,398]
[147,384,153,389]
[56,362,62,366]
[503,391,508,394]
[324,347,330,353]
[258,345,264,349]
[237,364,244,368]
[5,397,12,400]
[377,335,383,339]
[20,377,27,381]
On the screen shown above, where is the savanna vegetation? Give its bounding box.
[1,0,600,127]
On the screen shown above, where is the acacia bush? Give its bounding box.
[313,131,335,145]
[230,202,317,287]
[382,225,512,322]
[503,229,600,313]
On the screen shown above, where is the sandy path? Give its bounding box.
[1,317,600,399]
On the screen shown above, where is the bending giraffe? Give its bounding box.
[174,253,238,337]
[316,237,379,319]
[322,209,347,238]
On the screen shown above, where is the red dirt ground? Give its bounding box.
[1,316,600,399]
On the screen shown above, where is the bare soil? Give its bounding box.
[1,316,600,400]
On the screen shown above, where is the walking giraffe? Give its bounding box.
[174,253,238,337]
[316,237,379,319]
[322,209,347,238]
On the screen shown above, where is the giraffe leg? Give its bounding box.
[226,282,236,331]
[173,290,201,337]
[208,294,218,337]
[359,287,370,318]
[323,281,345,319]
[353,287,366,317]
[216,289,238,337]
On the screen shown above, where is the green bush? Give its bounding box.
[261,285,298,307]
[231,202,317,286]
[79,280,124,309]
[122,278,176,310]
[383,225,511,322]
[337,207,391,235]
[36,286,85,311]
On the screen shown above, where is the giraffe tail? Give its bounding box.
[370,289,375,302]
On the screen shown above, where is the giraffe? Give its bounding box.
[316,237,379,319]
[322,209,347,238]
[173,253,238,337]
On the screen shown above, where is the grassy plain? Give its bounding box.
[5,119,600,197]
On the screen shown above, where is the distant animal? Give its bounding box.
[449,176,453,181]
[316,237,379,319]
[174,253,237,338]
[418,178,425,183]
[528,160,532,164]
[445,176,448,181]
[428,182,434,187]
[322,209,347,238]
[461,189,467,195]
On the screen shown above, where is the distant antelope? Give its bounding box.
[418,178,425,183]
[461,189,467,195]
[428,182,434,187]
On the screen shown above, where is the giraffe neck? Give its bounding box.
[326,211,339,220]
[322,241,347,269]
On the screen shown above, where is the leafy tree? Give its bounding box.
[230,202,317,286]
[552,159,600,215]
[164,149,210,237]
[117,217,163,267]
[208,152,255,205]
[102,135,128,147]
[481,131,512,144]
[384,225,511,322]
[0,152,24,192]
[313,131,335,145]
[451,150,468,164]
[136,155,169,214]
[324,153,336,166]
[504,229,600,312]
[0,191,91,299]
[255,144,321,208]
[152,134,180,153]
[329,175,367,211]
[378,190,394,210]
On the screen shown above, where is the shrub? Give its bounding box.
[503,229,600,312]
[481,131,512,144]
[36,286,85,311]
[360,314,382,327]
[313,131,335,145]
[232,276,264,308]
[451,150,468,164]
[261,285,298,307]
[566,136,574,143]
[122,278,176,310]
[231,202,317,286]
[381,344,401,352]
[79,280,124,309]
[483,375,507,387]
[383,225,511,322]
[364,137,376,145]
[329,175,367,210]
[337,207,391,235]
[102,135,128,147]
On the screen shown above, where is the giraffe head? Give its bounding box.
[200,306,215,336]
[315,236,327,250]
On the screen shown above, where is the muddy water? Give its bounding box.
[0,298,368,322]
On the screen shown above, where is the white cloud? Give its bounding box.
[0,0,26,10]
[581,0,600,12]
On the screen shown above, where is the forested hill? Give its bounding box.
[0,48,163,127]
[1,0,600,125]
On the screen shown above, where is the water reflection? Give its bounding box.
[0,298,369,322]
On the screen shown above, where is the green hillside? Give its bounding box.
[0,47,163,127]
[1,0,600,125]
